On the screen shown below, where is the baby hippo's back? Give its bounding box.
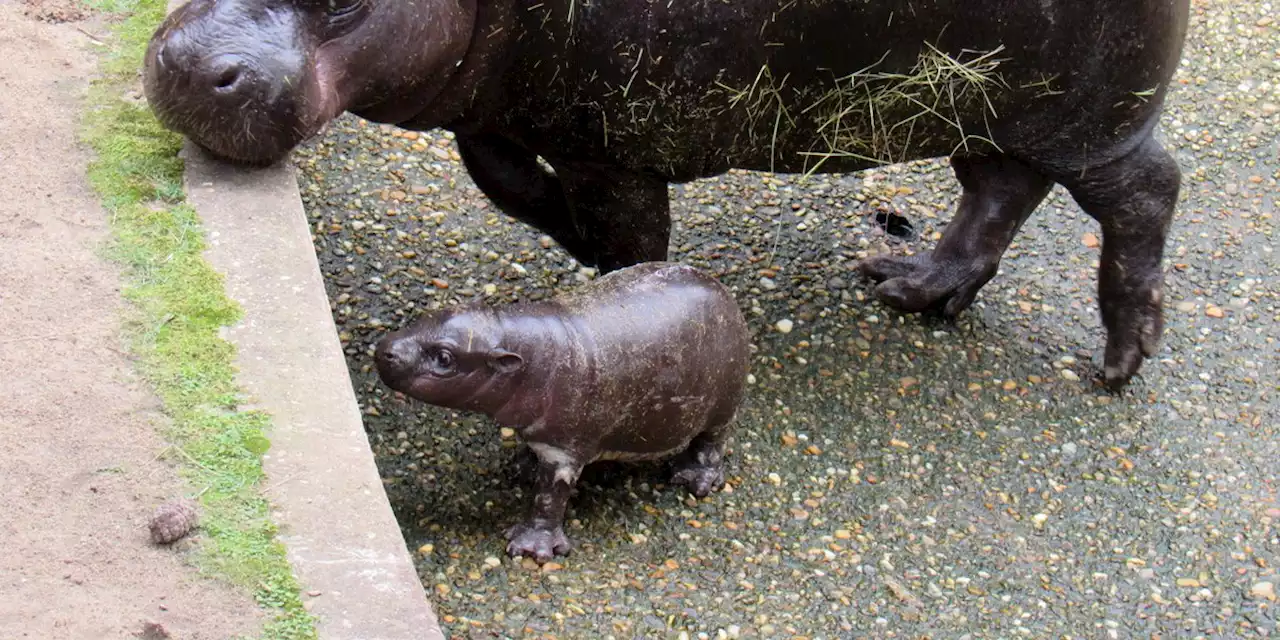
[550,262,751,459]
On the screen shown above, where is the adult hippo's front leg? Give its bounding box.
[455,134,599,267]
[859,154,1053,317]
[556,163,672,273]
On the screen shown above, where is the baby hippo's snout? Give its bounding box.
[374,334,421,390]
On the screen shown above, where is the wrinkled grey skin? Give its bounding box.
[375,262,751,562]
[144,0,1189,390]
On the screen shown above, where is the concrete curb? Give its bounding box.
[180,142,444,639]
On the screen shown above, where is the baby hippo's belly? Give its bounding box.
[589,393,718,463]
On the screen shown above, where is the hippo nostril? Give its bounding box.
[376,338,421,379]
[212,65,244,92]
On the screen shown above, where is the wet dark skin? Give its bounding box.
[374,263,751,562]
[144,0,1189,390]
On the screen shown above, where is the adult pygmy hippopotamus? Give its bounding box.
[374,262,751,562]
[144,0,1190,390]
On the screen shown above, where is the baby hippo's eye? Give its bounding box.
[426,346,457,376]
[326,0,363,17]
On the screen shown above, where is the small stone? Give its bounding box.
[1177,578,1201,588]
[484,557,501,569]
[1061,442,1078,457]
[1060,369,1080,382]
[1082,232,1100,248]
[1205,304,1225,318]
[775,319,794,334]
[418,544,434,555]
[765,472,782,486]
[1176,301,1196,313]
[1250,581,1276,602]
[499,427,516,439]
[1031,513,1048,528]
[350,220,366,231]
[149,498,198,545]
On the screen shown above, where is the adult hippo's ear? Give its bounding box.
[488,349,525,374]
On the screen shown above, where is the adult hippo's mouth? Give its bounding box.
[143,3,341,166]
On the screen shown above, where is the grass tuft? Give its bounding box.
[78,1,318,638]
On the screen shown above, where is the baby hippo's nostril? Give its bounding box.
[375,336,421,380]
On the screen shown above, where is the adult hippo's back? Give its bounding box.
[144,0,1190,389]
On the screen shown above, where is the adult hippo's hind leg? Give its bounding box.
[859,153,1053,317]
[455,134,597,266]
[557,165,672,273]
[1060,136,1181,390]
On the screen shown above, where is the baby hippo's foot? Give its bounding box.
[858,253,997,318]
[504,522,571,563]
[669,451,726,498]
[670,462,725,498]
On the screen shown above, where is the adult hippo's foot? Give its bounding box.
[1061,136,1181,391]
[859,154,1053,318]
[504,522,572,562]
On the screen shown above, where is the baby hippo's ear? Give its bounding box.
[488,349,525,373]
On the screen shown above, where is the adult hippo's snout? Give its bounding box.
[143,0,337,165]
[143,0,477,166]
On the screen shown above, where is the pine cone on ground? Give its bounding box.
[149,498,199,545]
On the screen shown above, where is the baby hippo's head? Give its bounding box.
[375,307,526,409]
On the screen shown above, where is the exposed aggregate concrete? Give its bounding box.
[293,0,1278,636]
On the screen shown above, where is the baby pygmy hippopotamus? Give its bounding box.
[375,262,751,562]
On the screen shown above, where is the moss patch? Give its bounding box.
[78,1,318,638]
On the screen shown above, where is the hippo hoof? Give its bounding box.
[670,462,726,498]
[859,253,995,318]
[504,523,572,562]
[1100,294,1164,392]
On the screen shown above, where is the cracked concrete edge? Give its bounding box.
[178,142,444,639]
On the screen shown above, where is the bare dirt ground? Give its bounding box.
[0,2,263,638]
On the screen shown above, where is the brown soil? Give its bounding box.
[21,0,85,23]
[0,3,265,638]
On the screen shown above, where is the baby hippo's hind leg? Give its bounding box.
[505,444,584,563]
[669,417,735,498]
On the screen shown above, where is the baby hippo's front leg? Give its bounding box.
[504,444,585,563]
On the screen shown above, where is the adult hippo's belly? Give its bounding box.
[143,0,1191,390]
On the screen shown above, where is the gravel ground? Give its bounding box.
[293,0,1278,637]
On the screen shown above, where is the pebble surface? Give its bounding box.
[293,0,1278,637]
